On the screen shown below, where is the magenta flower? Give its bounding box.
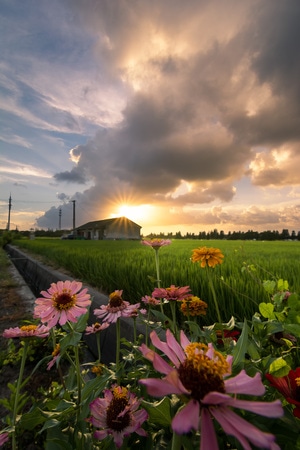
[85,322,110,335]
[139,329,283,450]
[0,432,9,446]
[89,385,148,448]
[94,290,140,323]
[34,280,91,328]
[152,285,191,302]
[141,238,171,249]
[3,324,50,339]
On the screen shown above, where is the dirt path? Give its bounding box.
[0,248,43,423]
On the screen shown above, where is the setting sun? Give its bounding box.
[112,203,153,224]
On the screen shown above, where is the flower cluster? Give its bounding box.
[1,243,298,450]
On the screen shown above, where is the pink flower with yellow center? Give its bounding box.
[152,285,191,302]
[34,280,91,328]
[89,385,148,448]
[139,329,283,450]
[141,238,172,249]
[266,368,300,418]
[85,322,110,335]
[94,290,140,323]
[191,246,224,268]
[3,324,50,339]
[141,295,161,307]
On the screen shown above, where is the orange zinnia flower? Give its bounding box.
[191,246,224,268]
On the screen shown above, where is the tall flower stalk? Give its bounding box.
[141,238,172,313]
[191,246,224,324]
[206,266,222,324]
[11,339,29,450]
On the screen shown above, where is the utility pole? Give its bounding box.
[59,207,62,230]
[6,194,12,231]
[71,200,76,234]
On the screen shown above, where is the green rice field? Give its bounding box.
[13,238,300,325]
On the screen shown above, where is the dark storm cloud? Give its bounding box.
[35,0,300,230]
[54,166,87,184]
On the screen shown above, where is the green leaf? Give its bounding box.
[142,397,171,427]
[284,323,300,338]
[59,331,82,351]
[72,310,90,332]
[19,408,47,430]
[232,319,249,371]
[259,302,275,319]
[269,357,290,377]
[277,278,289,291]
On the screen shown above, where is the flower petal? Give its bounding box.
[140,373,186,397]
[211,406,279,449]
[200,408,219,450]
[224,370,265,395]
[225,398,283,418]
[150,330,182,367]
[172,399,199,433]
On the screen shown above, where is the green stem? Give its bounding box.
[133,317,137,345]
[12,340,29,450]
[154,249,164,314]
[116,318,121,372]
[145,309,150,346]
[171,431,183,450]
[74,345,82,418]
[170,301,178,339]
[96,332,101,362]
[206,267,222,324]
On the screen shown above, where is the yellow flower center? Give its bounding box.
[178,343,229,401]
[106,387,130,431]
[53,290,76,310]
[52,344,60,357]
[109,293,123,307]
[20,325,38,332]
[295,377,300,387]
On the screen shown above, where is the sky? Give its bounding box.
[1,0,300,236]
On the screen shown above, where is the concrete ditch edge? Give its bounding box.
[5,244,146,365]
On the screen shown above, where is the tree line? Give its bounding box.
[147,228,300,241]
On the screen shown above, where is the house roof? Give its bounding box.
[76,216,142,230]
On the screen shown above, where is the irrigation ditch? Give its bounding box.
[5,244,146,365]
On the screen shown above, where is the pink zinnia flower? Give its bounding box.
[141,238,171,249]
[34,280,91,328]
[94,290,140,323]
[141,295,161,307]
[266,368,300,418]
[89,385,148,448]
[0,432,9,446]
[85,322,110,335]
[139,329,283,450]
[152,285,191,302]
[3,324,50,339]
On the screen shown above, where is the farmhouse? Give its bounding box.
[76,217,142,240]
